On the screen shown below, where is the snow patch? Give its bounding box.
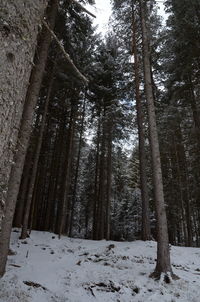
[0,230,200,301]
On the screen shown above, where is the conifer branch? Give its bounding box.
[42,20,89,85]
[71,0,96,18]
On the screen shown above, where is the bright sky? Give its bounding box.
[86,0,112,33]
[86,0,167,34]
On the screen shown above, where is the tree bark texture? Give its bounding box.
[0,0,47,231]
[132,2,151,241]
[140,0,172,277]
[0,0,59,277]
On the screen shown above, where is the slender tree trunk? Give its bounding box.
[57,103,76,237]
[36,115,53,230]
[51,112,68,233]
[172,137,188,246]
[20,70,55,239]
[188,77,200,135]
[97,110,106,240]
[139,0,173,279]
[105,127,112,240]
[14,109,42,228]
[69,98,86,237]
[29,168,40,234]
[32,165,43,230]
[192,209,199,246]
[92,112,101,240]
[173,123,193,246]
[185,180,193,246]
[0,0,58,277]
[38,118,54,231]
[13,149,33,227]
[132,2,151,241]
[44,126,59,231]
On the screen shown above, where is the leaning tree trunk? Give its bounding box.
[20,70,55,239]
[132,2,151,241]
[0,0,47,232]
[13,148,33,228]
[0,0,58,278]
[139,0,173,279]
[13,111,42,228]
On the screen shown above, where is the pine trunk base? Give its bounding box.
[150,271,179,282]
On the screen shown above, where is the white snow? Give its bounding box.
[1,230,200,302]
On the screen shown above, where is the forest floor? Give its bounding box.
[1,230,200,301]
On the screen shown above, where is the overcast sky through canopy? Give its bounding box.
[85,0,167,151]
[87,0,166,33]
[86,0,167,33]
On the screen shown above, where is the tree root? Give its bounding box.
[150,271,179,282]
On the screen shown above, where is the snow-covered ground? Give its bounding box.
[1,230,200,302]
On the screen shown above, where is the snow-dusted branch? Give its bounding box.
[71,0,96,18]
[42,20,88,85]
